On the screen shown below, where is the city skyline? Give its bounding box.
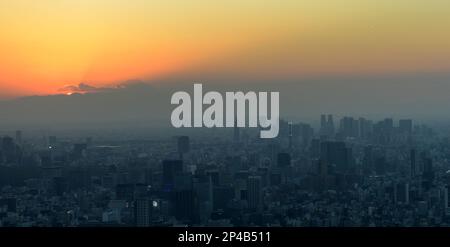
[0,113,445,227]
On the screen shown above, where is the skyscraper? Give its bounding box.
[363,145,374,175]
[320,114,335,137]
[288,121,293,150]
[134,199,152,227]
[339,117,359,138]
[162,160,183,189]
[247,176,262,211]
[327,114,335,137]
[2,136,17,163]
[15,130,22,145]
[320,114,327,136]
[422,156,434,189]
[320,141,352,172]
[173,189,198,223]
[399,119,413,134]
[444,185,450,215]
[310,139,321,158]
[410,149,416,178]
[177,136,190,159]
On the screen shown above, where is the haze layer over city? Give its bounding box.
[1,1,450,227]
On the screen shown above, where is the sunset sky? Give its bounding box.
[0,0,450,98]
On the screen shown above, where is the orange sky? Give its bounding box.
[1,0,450,98]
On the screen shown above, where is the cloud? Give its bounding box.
[58,83,113,94]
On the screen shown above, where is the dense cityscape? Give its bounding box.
[1,115,449,227]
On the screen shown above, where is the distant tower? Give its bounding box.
[15,130,22,145]
[320,114,327,136]
[288,121,293,150]
[2,136,16,163]
[422,156,434,189]
[399,119,413,134]
[327,114,335,136]
[384,118,394,134]
[177,136,190,159]
[410,149,416,178]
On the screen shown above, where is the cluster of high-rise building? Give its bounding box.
[0,114,448,227]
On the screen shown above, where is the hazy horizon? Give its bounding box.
[1,73,450,135]
[1,0,450,134]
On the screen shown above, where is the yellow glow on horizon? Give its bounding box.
[0,0,450,97]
